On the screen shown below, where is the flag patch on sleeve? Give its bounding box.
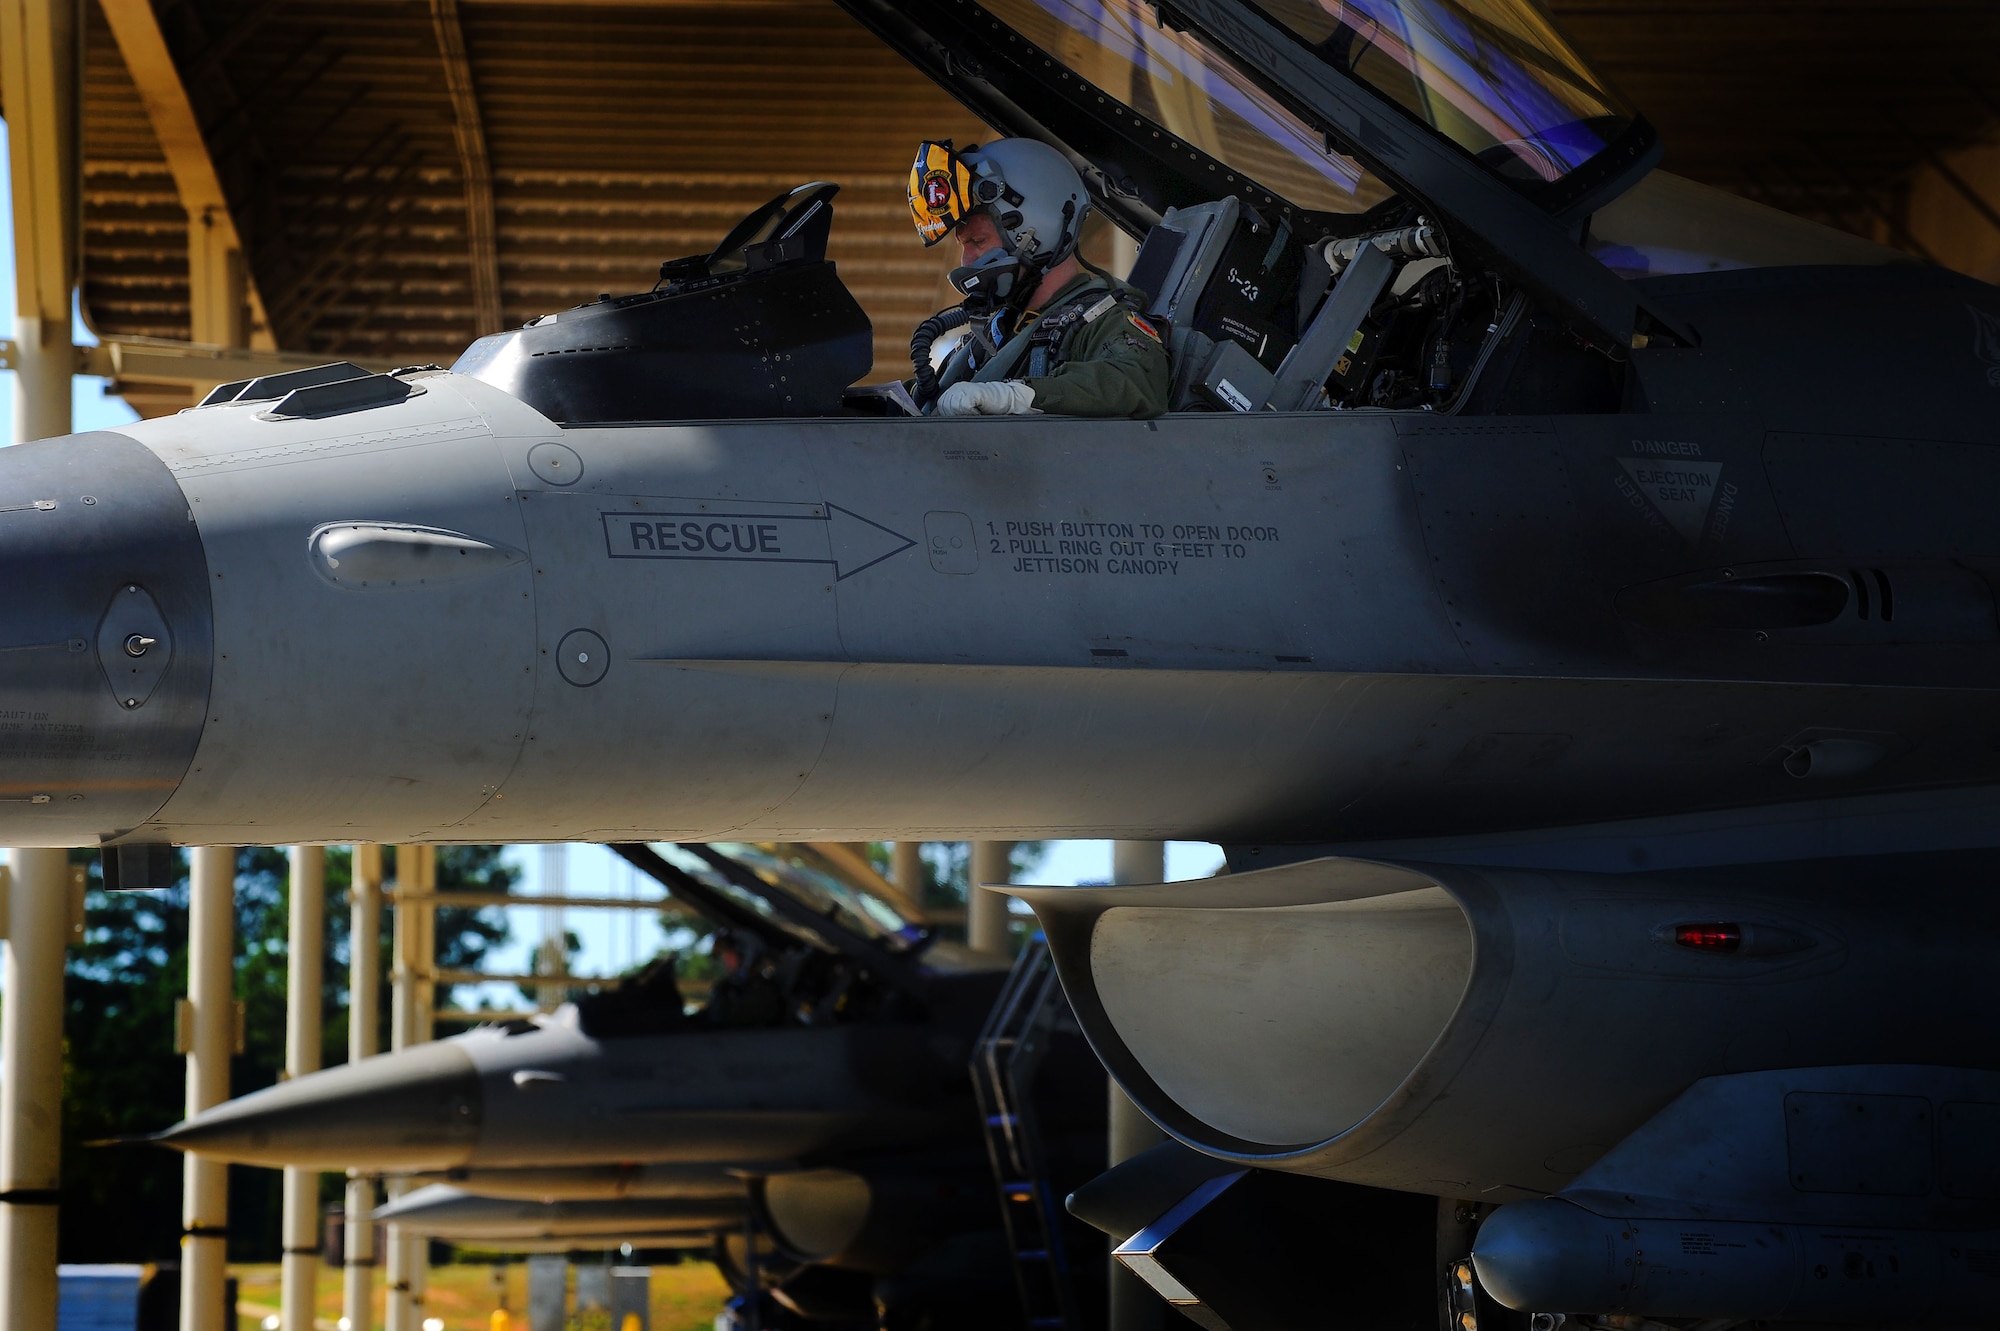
[1127,313,1162,342]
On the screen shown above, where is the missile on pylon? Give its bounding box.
[409,1162,748,1202]
[372,1183,742,1243]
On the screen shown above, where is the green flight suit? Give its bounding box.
[960,272,1171,418]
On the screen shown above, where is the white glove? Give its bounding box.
[936,380,1037,416]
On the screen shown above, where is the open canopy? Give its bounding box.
[837,0,1665,347]
[1247,0,1648,208]
[970,0,1397,219]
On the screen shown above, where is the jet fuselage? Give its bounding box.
[5,265,1998,850]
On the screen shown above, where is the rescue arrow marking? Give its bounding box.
[602,503,915,580]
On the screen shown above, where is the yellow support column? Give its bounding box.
[967,842,1014,956]
[0,851,72,1331]
[282,848,326,1329]
[892,842,925,913]
[1108,843,1168,1331]
[386,846,435,1331]
[182,848,237,1331]
[1,0,79,446]
[344,846,383,1331]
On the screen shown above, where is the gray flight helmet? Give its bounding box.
[959,138,1089,269]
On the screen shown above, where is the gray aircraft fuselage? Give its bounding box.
[5,264,1999,850]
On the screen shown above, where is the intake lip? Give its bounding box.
[1010,852,2000,1200]
[0,431,212,846]
[1006,858,1493,1172]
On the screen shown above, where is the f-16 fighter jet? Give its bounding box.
[154,843,1106,1326]
[16,0,2000,1324]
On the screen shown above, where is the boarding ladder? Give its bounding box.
[971,936,1082,1331]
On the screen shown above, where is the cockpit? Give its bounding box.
[445,0,1911,426]
[552,841,993,1043]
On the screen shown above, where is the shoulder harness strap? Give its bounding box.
[1023,285,1143,378]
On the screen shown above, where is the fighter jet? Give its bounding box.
[150,843,1006,1174]
[15,0,2000,1324]
[154,842,1106,1321]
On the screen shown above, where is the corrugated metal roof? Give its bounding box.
[80,1,188,344]
[1551,0,2000,246]
[74,0,988,381]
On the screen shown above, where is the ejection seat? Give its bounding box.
[1127,196,1322,411]
[1128,196,1420,414]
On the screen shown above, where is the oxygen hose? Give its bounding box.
[910,305,971,411]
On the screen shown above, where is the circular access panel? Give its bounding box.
[527,441,584,486]
[556,629,610,687]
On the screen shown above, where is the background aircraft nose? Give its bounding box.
[0,431,211,847]
[152,1039,482,1170]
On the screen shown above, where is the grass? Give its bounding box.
[230,1257,731,1331]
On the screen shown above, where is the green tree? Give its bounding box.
[908,842,1047,950]
[57,845,515,1263]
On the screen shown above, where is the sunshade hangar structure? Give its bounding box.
[7,0,2000,1327]
[30,0,2000,416]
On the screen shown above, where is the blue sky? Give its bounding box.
[466,839,1225,1011]
[0,117,1222,993]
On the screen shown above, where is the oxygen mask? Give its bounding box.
[948,248,1032,315]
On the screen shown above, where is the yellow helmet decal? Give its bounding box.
[908,141,975,247]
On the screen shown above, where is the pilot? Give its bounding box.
[704,928,784,1028]
[907,138,1169,418]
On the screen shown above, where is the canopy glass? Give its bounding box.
[981,0,1394,215]
[1245,0,1638,188]
[653,842,923,952]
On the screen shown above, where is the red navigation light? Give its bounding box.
[1674,923,1742,952]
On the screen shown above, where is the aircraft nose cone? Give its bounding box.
[153,1039,482,1170]
[0,431,211,845]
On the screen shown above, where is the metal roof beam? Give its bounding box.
[183,0,287,91]
[430,0,504,337]
[0,336,400,384]
[98,0,277,355]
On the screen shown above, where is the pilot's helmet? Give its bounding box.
[908,137,1088,268]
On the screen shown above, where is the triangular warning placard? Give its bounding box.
[1619,457,1723,543]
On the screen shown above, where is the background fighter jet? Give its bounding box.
[150,843,1011,1170]
[151,843,1110,1325]
[14,0,2000,1324]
